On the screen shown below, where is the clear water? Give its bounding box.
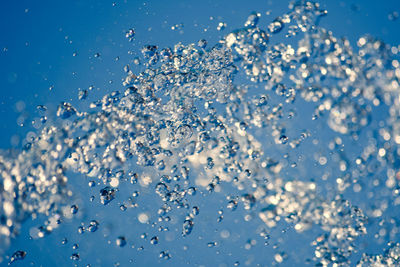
[1,1,400,266]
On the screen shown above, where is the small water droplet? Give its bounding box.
[70,205,78,215]
[116,236,127,247]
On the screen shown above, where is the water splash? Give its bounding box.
[1,1,400,265]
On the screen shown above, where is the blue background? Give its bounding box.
[1,0,400,266]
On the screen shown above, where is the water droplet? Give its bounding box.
[70,205,78,215]
[388,11,399,21]
[9,250,26,264]
[125,28,135,41]
[244,12,260,28]
[227,200,238,211]
[150,236,158,245]
[159,251,171,260]
[182,220,194,236]
[279,135,288,144]
[268,18,284,33]
[116,236,127,247]
[78,226,85,234]
[70,253,79,261]
[100,187,116,205]
[207,241,217,248]
[191,206,199,216]
[197,39,207,48]
[87,220,99,232]
[56,102,76,119]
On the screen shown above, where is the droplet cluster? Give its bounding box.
[1,0,400,265]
